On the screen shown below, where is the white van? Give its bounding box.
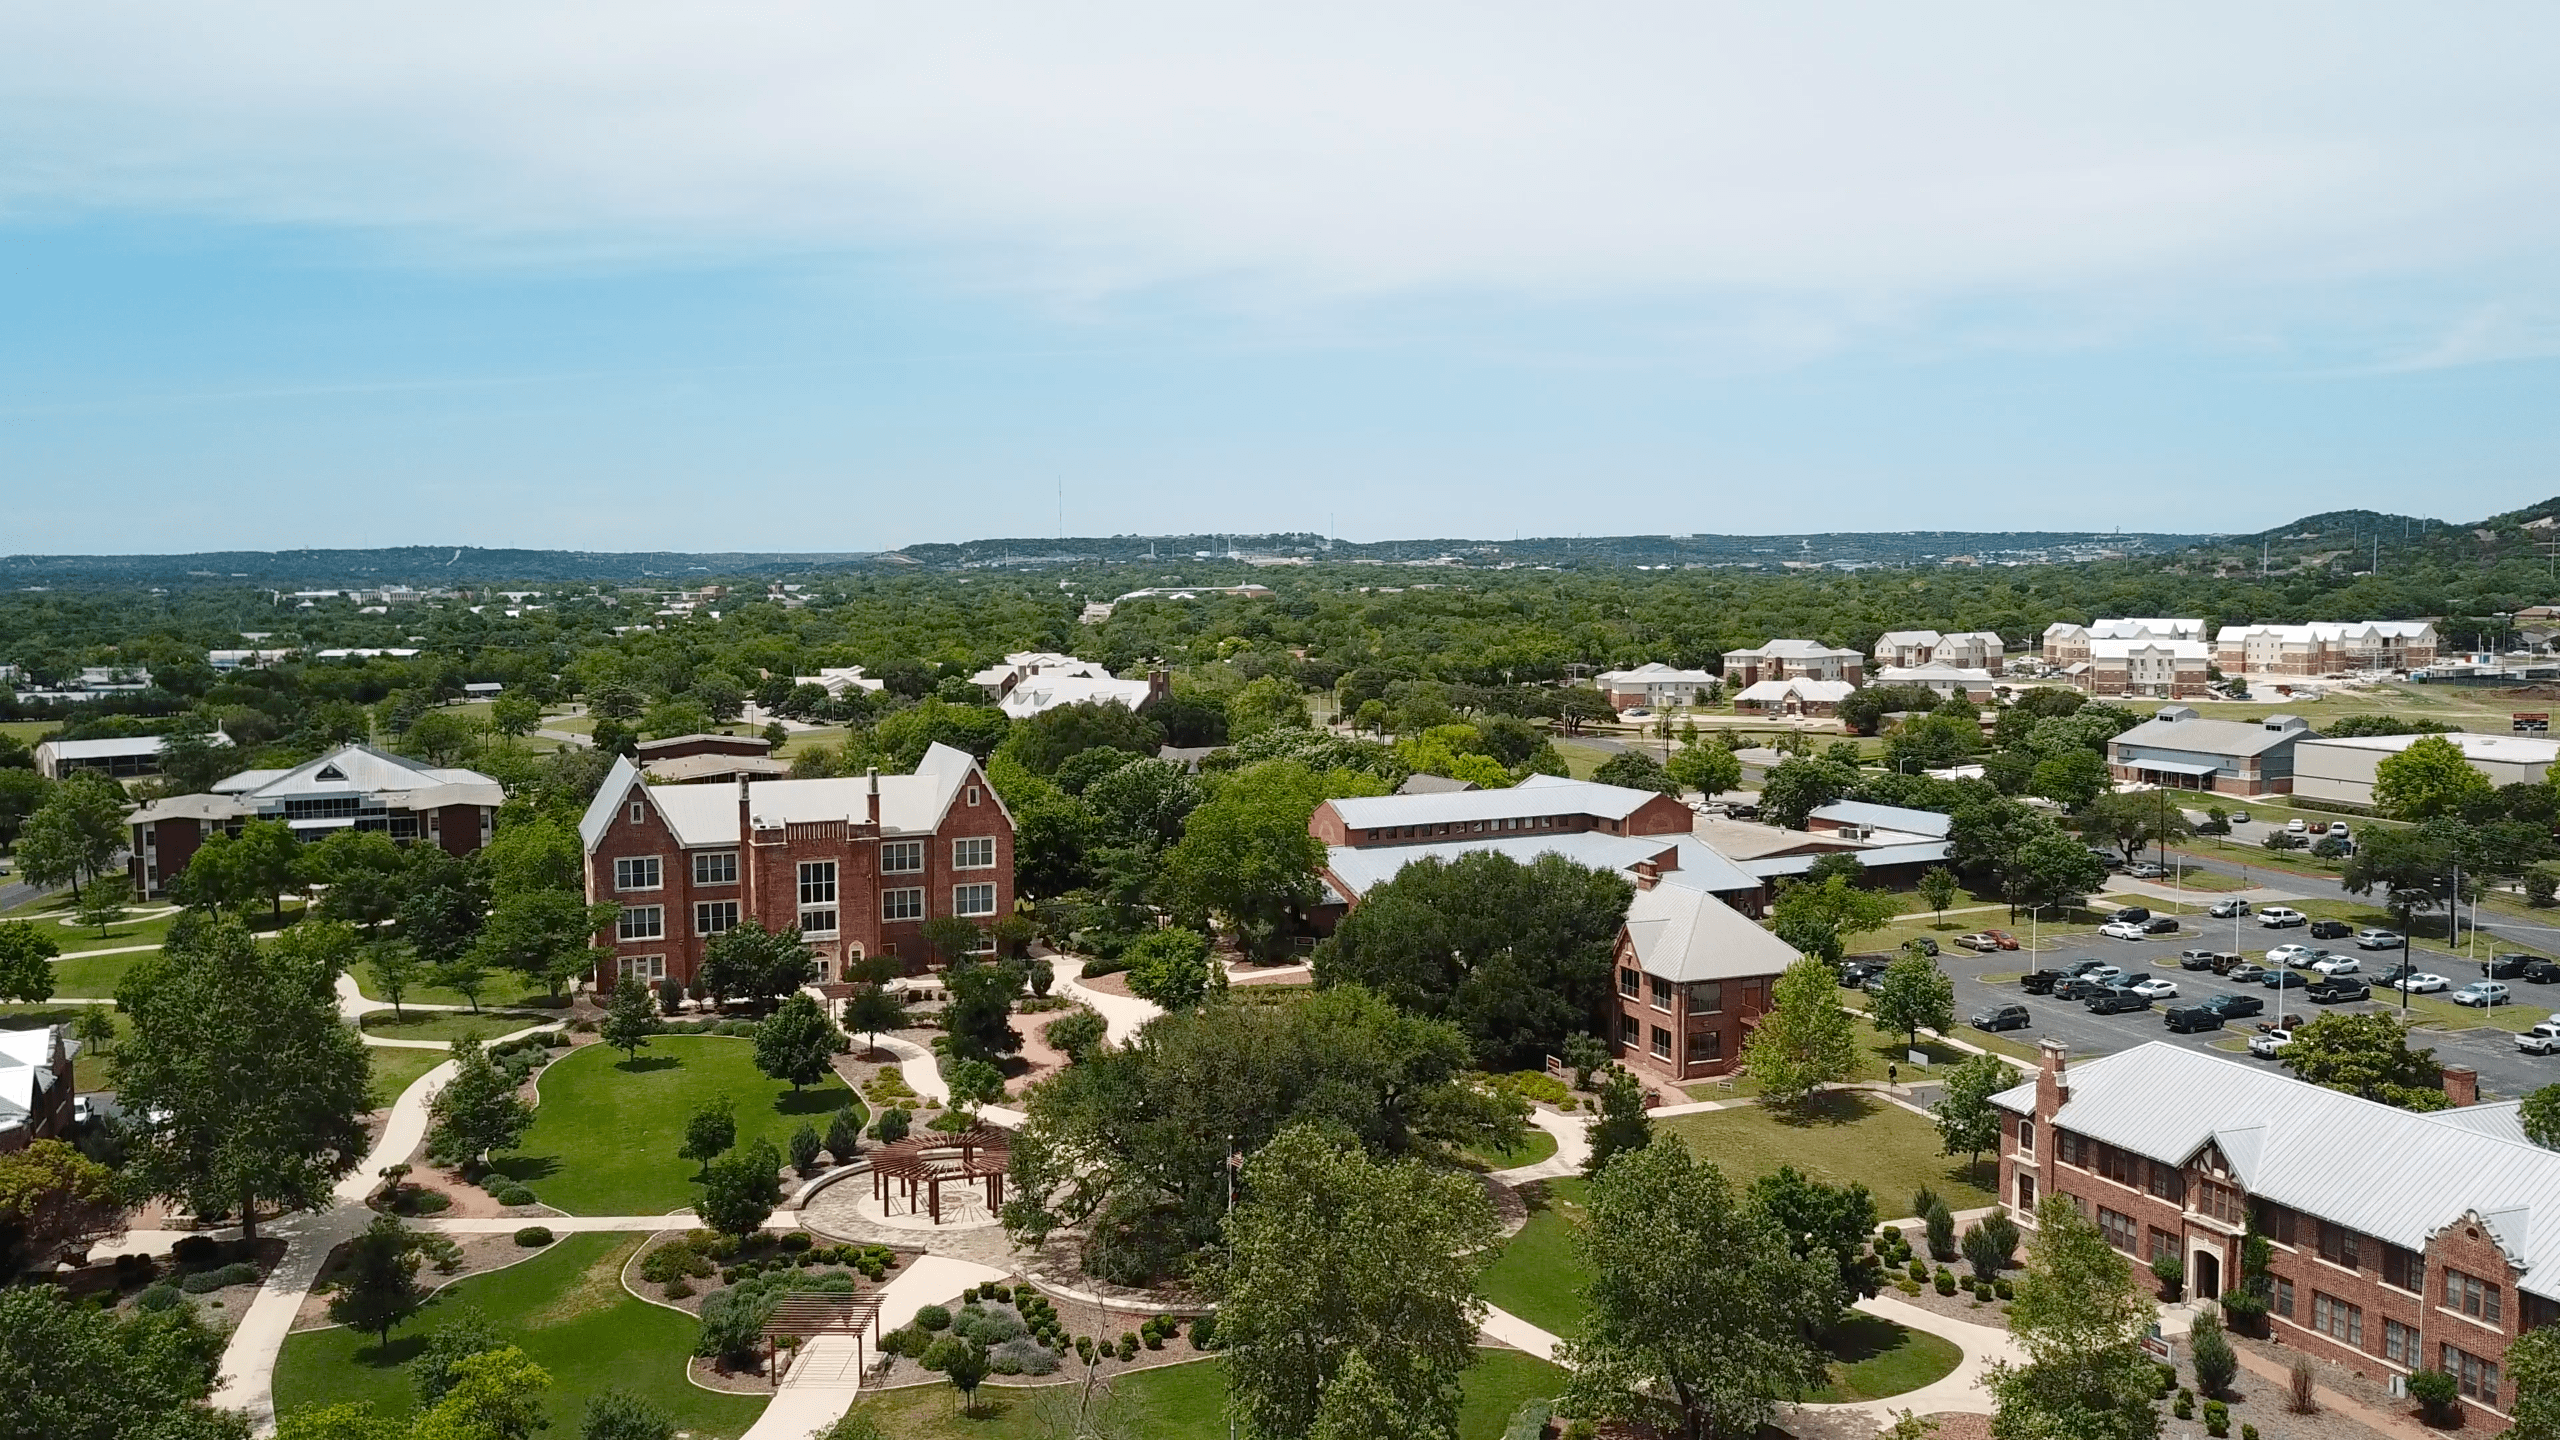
[2257,906,2308,928]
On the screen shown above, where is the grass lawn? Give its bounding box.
[273,1232,768,1437]
[353,955,553,1010]
[0,719,56,745]
[367,1046,447,1108]
[1659,1092,1998,1216]
[1479,1177,1589,1339]
[1801,1315,1964,1403]
[774,726,850,759]
[2400,994,2560,1034]
[52,949,136,998]
[498,1036,861,1214]
[360,1010,555,1045]
[1552,739,1613,780]
[0,1003,125,1090]
[1459,1127,1558,1171]
[1696,1012,1978,1102]
[833,1349,1564,1439]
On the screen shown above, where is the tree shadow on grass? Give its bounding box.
[1818,1312,1905,1365]
[614,1055,681,1074]
[772,1088,857,1119]
[354,1333,430,1369]
[488,1154,561,1185]
[1773,1090,1883,1128]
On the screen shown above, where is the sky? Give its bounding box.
[7,4,2560,553]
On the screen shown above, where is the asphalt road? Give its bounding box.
[1917,920,2560,1103]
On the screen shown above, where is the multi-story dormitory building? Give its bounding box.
[1997,1042,2559,1426]
[579,743,1014,992]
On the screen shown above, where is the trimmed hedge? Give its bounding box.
[180,1262,261,1293]
[514,1226,555,1247]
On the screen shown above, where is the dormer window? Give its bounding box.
[316,764,345,781]
[629,793,646,825]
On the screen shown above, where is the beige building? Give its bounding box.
[2212,622,2438,677]
[2292,731,2560,809]
[1872,630,2005,670]
[2041,618,2206,667]
[1720,639,1864,688]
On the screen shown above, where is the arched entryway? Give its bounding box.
[2193,1249,2221,1301]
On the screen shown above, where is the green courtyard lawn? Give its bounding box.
[1800,1315,1963,1403]
[0,719,55,746]
[495,1035,861,1214]
[832,1349,1565,1440]
[1693,1009,1980,1102]
[1551,739,1613,780]
[1658,1091,1997,1216]
[273,1232,768,1438]
[0,1003,124,1090]
[1457,1126,1558,1172]
[51,949,136,998]
[359,1010,555,1045]
[367,1046,447,1109]
[1478,1177,1589,1339]
[353,954,553,1010]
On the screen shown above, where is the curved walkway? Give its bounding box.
[332,972,563,1050]
[1491,1105,1592,1184]
[1048,955,1163,1044]
[866,1034,950,1105]
[736,1253,1012,1440]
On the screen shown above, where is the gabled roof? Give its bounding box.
[1806,801,1955,838]
[1737,841,1953,880]
[1324,831,1760,903]
[1596,662,1716,685]
[1992,1043,2560,1301]
[1725,638,1861,660]
[1326,773,1669,831]
[1731,678,1857,703]
[1621,881,1804,983]
[582,743,996,851]
[214,744,501,810]
[2110,714,2312,759]
[997,675,1154,718]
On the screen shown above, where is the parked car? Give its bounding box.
[2164,1005,2225,1033]
[2086,989,2153,1015]
[2258,907,2308,928]
[2391,972,2450,994]
[2108,972,2153,990]
[2264,943,2314,967]
[2099,921,2149,941]
[2107,906,2152,925]
[2144,916,2180,935]
[2310,919,2354,940]
[2249,1028,2294,1057]
[2286,818,2308,834]
[1972,1003,2033,1032]
[2286,949,2339,971]
[1907,937,1940,957]
[2516,1023,2560,1056]
[2056,978,2116,1002]
[2178,948,2234,970]
[1977,929,2018,950]
[1955,931,2014,953]
[2262,969,2310,991]
[2019,970,2067,995]
[2199,992,2265,1020]
[1839,959,1890,988]
[2524,959,2560,985]
[2225,962,2271,984]
[2308,976,2372,1004]
[2355,928,2405,950]
[2328,821,2352,837]
[2488,954,2541,980]
[2229,810,2251,824]
[2207,899,2253,919]
[2452,982,2514,1008]
[2126,863,2167,879]
[2130,977,2180,999]
[2311,955,2362,977]
[2080,965,2125,984]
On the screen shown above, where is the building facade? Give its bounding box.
[2292,731,2560,810]
[579,743,1015,990]
[1996,1043,2559,1427]
[2214,622,2439,677]
[2042,619,2207,668]
[125,745,501,899]
[1729,677,1857,717]
[2104,708,2309,796]
[0,1026,78,1154]
[1873,630,2005,670]
[1720,639,1865,688]
[1609,877,1798,1084]
[1594,663,1719,709]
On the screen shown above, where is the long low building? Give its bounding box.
[2105,707,2311,796]
[127,744,502,897]
[2293,731,2560,809]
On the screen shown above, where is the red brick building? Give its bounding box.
[126,744,502,899]
[1996,1042,2560,1426]
[579,742,1014,991]
[1608,875,1799,1083]
[1310,774,1697,850]
[0,1025,78,1154]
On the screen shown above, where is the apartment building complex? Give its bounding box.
[1997,1044,2557,1426]
[1594,662,1719,709]
[2041,619,2207,666]
[1872,629,2005,670]
[2213,622,2439,677]
[578,742,1014,990]
[1719,639,1865,687]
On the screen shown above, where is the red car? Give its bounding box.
[1955,930,2020,952]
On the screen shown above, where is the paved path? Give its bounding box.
[1491,1106,1592,1183]
[332,972,562,1050]
[736,1253,1013,1440]
[1050,956,1163,1044]
[868,1034,950,1105]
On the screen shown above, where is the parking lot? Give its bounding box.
[1916,912,2560,1102]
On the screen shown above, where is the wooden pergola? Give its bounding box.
[869,1123,1010,1225]
[759,1293,885,1388]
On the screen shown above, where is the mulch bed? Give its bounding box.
[1883,1277,2014,1328]
[290,1232,533,1332]
[2222,1333,2423,1440]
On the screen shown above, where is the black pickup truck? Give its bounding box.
[2308,976,2372,1004]
[2086,989,2153,1015]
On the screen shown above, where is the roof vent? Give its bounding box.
[2263,714,2307,733]
[2153,706,2198,723]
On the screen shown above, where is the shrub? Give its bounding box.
[915,1303,951,1332]
[778,1232,811,1253]
[135,1283,182,1311]
[1907,1258,1928,1283]
[1924,1202,1958,1262]
[1189,1312,1218,1349]
[789,1122,824,1175]
[170,1236,218,1266]
[2150,1252,2184,1299]
[1075,1335,1096,1364]
[2243,1426,2259,1440]
[180,1262,259,1293]
[1117,1332,1139,1360]
[870,1108,911,1145]
[1143,1323,1165,1350]
[2406,1368,2459,1426]
[991,1337,1059,1375]
[2204,1399,2230,1437]
[495,1184,536,1207]
[641,1244,715,1284]
[1992,1277,2013,1300]
[513,1226,554,1247]
[1934,1269,1957,1296]
[2190,1310,2238,1397]
[2173,1392,2193,1420]
[1895,1277,1921,1296]
[665,1278,694,1300]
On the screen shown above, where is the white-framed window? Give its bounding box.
[881,840,924,874]
[882,887,924,922]
[966,785,981,806]
[693,851,737,886]
[615,855,662,892]
[953,883,997,917]
[628,794,647,825]
[695,901,739,937]
[617,954,666,981]
[618,905,664,942]
[2018,1118,2036,1155]
[952,836,996,870]
[798,860,838,937]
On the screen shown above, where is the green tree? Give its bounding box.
[2189,1308,2238,1398]
[303,830,412,929]
[1584,1065,1654,1178]
[697,1138,783,1236]
[942,959,1024,1062]
[1306,1348,1426,1440]
[680,1097,736,1178]
[1759,756,1860,829]
[753,993,843,1092]
[1749,1164,1882,1315]
[1164,761,1348,963]
[1989,1194,2162,1440]
[16,772,129,901]
[2029,749,2111,809]
[2079,789,2191,865]
[1123,927,1221,1009]
[824,1107,862,1165]
[577,1389,674,1440]
[0,919,60,1002]
[1915,866,1961,925]
[0,768,52,852]
[416,1345,550,1440]
[1215,1124,1498,1440]
[2508,1324,2560,1439]
[1870,950,1955,1047]
[369,944,423,1021]
[698,921,814,1010]
[0,1284,241,1440]
[474,890,618,1000]
[1767,874,1896,965]
[1933,1052,2013,1171]
[326,1214,433,1350]
[0,1138,126,1270]
[1592,750,1677,795]
[2373,734,2495,821]
[841,985,908,1058]
[1742,957,1859,1113]
[114,918,371,1240]
[2280,1012,2448,1109]
[1314,851,1631,1067]
[599,975,659,1061]
[920,914,985,967]
[489,694,543,744]
[398,848,487,971]
[1559,1137,1831,1440]
[1666,742,1743,798]
[1226,675,1310,741]
[425,1034,534,1173]
[2525,1083,2560,1150]
[74,873,130,937]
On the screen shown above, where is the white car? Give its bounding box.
[2264,944,2314,968]
[2312,956,2362,977]
[2393,973,2449,994]
[2286,818,2308,834]
[2131,978,2180,999]
[2258,907,2308,928]
[2249,1029,2293,1058]
[2099,921,2148,941]
[2519,1023,2560,1056]
[2452,982,2513,1008]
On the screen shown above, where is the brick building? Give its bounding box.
[1609,876,1799,1084]
[1995,1042,2560,1426]
[2105,708,2311,796]
[1720,638,1864,688]
[0,1025,78,1154]
[578,742,1014,991]
[125,744,501,899]
[2213,622,2439,677]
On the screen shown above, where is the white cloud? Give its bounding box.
[3,2,2557,318]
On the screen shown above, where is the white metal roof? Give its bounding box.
[1725,638,1862,660]
[1596,662,1716,685]
[580,742,991,851]
[1731,678,1858,703]
[1327,773,1664,830]
[1621,880,1805,983]
[2297,731,2560,765]
[1992,1042,2560,1301]
[1324,831,1760,902]
[1805,801,1954,838]
[1737,840,1953,879]
[997,674,1154,718]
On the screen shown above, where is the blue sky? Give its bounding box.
[7,4,2560,552]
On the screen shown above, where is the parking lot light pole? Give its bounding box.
[2401,931,2411,1018]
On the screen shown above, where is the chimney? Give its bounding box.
[1630,859,1659,891]
[736,774,751,834]
[2442,1066,2479,1107]
[865,766,880,826]
[2036,1039,2070,1115]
